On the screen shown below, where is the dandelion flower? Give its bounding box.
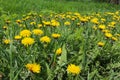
[91,18,99,24]
[20,30,31,37]
[32,29,43,35]
[98,25,106,30]
[25,63,41,73]
[52,33,61,39]
[16,19,22,24]
[105,33,112,38]
[3,39,11,44]
[21,37,35,46]
[30,22,36,25]
[14,35,21,40]
[40,36,51,43]
[112,37,118,41]
[67,64,81,75]
[56,48,62,55]
[97,42,104,47]
[64,21,71,26]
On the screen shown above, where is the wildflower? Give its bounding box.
[91,18,99,24]
[3,26,8,30]
[20,30,31,37]
[42,21,51,26]
[64,21,71,26]
[98,25,106,30]
[38,24,42,28]
[21,37,35,46]
[52,33,61,39]
[25,63,41,73]
[67,64,81,75]
[97,42,105,47]
[101,18,106,23]
[105,33,112,38]
[32,29,43,35]
[80,17,88,22]
[77,23,80,26]
[112,37,118,41]
[14,35,22,40]
[56,48,62,55]
[102,29,110,33]
[40,36,51,43]
[108,21,116,28]
[16,19,22,24]
[3,39,11,44]
[51,20,60,27]
[30,22,36,25]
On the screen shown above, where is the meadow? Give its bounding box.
[0,0,120,80]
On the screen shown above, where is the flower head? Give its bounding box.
[21,37,35,46]
[30,22,36,25]
[98,25,106,30]
[64,21,71,26]
[98,42,105,47]
[67,64,81,75]
[32,29,43,35]
[20,30,31,37]
[40,36,51,43]
[25,63,41,73]
[51,20,60,27]
[112,37,118,41]
[3,39,11,44]
[56,48,62,55]
[91,18,99,24]
[105,33,112,38]
[14,35,22,40]
[52,33,61,39]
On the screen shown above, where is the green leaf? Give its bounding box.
[58,44,67,66]
[46,63,53,80]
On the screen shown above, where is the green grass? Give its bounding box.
[0,0,120,15]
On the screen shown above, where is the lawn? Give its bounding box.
[0,0,120,80]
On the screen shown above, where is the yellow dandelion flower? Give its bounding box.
[112,37,118,41]
[67,64,81,75]
[64,21,71,26]
[32,29,43,35]
[25,63,41,73]
[52,33,61,39]
[38,24,42,28]
[101,18,106,23]
[20,30,31,37]
[51,20,60,27]
[40,36,51,43]
[56,48,62,55]
[14,35,22,40]
[97,42,105,47]
[21,37,35,46]
[98,25,106,30]
[105,33,113,38]
[42,21,51,26]
[3,39,11,44]
[3,26,8,30]
[102,29,110,33]
[30,22,36,25]
[91,18,99,24]
[16,19,22,24]
[77,23,80,26]
[80,17,88,22]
